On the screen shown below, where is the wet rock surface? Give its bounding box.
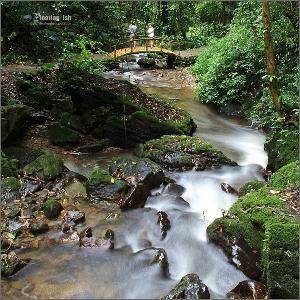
[227,280,268,299]
[109,157,165,189]
[87,166,129,202]
[119,183,151,209]
[163,183,185,196]
[136,247,170,278]
[29,222,49,235]
[162,273,210,299]
[79,229,114,250]
[207,223,261,280]
[1,252,30,278]
[220,182,238,195]
[157,211,171,240]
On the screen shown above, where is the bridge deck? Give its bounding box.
[109,46,176,58]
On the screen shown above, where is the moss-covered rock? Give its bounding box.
[103,111,183,148]
[24,151,64,181]
[109,157,165,189]
[42,198,63,219]
[266,127,298,171]
[239,180,266,197]
[262,223,299,299]
[161,273,210,299]
[60,112,87,134]
[270,160,299,191]
[1,104,33,145]
[1,151,19,177]
[29,221,49,235]
[2,177,21,191]
[68,76,195,144]
[87,167,129,202]
[207,186,296,280]
[1,252,29,278]
[143,135,235,171]
[48,123,81,146]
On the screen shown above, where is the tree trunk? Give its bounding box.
[262,0,281,113]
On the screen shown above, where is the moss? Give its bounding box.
[88,167,112,185]
[42,198,63,219]
[207,186,296,276]
[239,180,266,196]
[266,128,299,171]
[48,123,81,146]
[207,216,263,252]
[131,111,183,135]
[2,177,21,191]
[229,188,293,229]
[270,160,299,190]
[24,151,64,181]
[16,78,52,109]
[262,223,299,298]
[1,151,19,177]
[143,135,214,155]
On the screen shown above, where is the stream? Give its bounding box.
[2,56,268,299]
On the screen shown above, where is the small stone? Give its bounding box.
[104,229,114,249]
[29,222,49,235]
[8,220,25,235]
[65,210,85,224]
[79,237,113,250]
[42,198,63,219]
[221,182,238,195]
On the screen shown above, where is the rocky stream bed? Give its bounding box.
[1,58,299,299]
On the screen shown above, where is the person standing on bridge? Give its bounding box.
[129,21,137,48]
[147,23,154,48]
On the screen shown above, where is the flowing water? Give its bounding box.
[2,57,268,299]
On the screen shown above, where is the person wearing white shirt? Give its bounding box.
[147,23,154,48]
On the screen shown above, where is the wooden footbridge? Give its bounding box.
[108,36,177,59]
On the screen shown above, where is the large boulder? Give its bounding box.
[143,135,236,171]
[87,167,129,202]
[109,157,165,189]
[24,151,64,181]
[1,104,33,145]
[162,273,210,299]
[103,111,183,148]
[109,157,165,209]
[48,123,81,146]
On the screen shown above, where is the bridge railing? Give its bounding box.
[113,36,165,58]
